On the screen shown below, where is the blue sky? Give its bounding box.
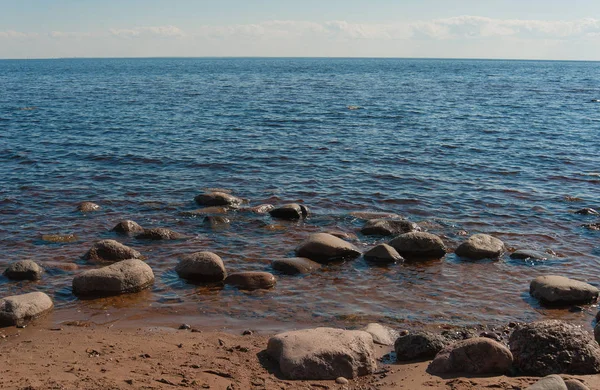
[1,0,600,59]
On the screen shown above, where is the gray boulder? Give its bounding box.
[510,249,548,261]
[360,219,420,236]
[427,337,513,375]
[564,379,591,390]
[363,244,404,264]
[363,323,399,346]
[295,233,361,263]
[176,252,227,282]
[84,239,142,262]
[77,201,100,212]
[4,260,44,281]
[530,275,599,305]
[389,232,446,260]
[525,375,567,390]
[224,272,276,290]
[395,331,447,361]
[136,227,186,240]
[269,203,309,220]
[266,327,377,380]
[111,220,144,234]
[194,192,242,207]
[509,320,600,375]
[272,258,321,275]
[454,234,505,260]
[0,292,54,327]
[72,259,154,297]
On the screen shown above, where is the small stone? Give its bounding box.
[360,219,421,236]
[84,239,142,263]
[363,244,404,264]
[176,252,227,282]
[388,232,446,260]
[242,330,253,336]
[575,208,599,215]
[77,202,100,212]
[272,258,322,275]
[269,203,309,220]
[179,324,191,330]
[525,375,567,390]
[455,234,505,260]
[194,192,242,207]
[135,228,186,240]
[295,233,361,263]
[224,272,276,290]
[4,260,44,281]
[335,377,349,385]
[111,220,144,234]
[530,275,599,305]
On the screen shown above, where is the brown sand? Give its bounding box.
[1,323,599,390]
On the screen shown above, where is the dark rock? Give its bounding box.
[224,272,276,290]
[203,216,230,230]
[575,208,599,215]
[111,220,144,235]
[582,223,600,231]
[0,292,54,327]
[388,232,446,260]
[395,331,447,361]
[295,233,361,263]
[525,375,567,390]
[363,244,404,264]
[360,219,421,236]
[77,201,100,212]
[510,249,548,261]
[454,234,505,260]
[272,258,321,275]
[4,260,44,281]
[194,192,242,207]
[84,239,142,262]
[136,228,186,240]
[72,259,155,297]
[427,337,513,375]
[179,324,191,330]
[269,203,309,220]
[509,320,600,375]
[266,327,377,380]
[594,322,599,345]
[175,252,227,282]
[530,275,599,305]
[41,234,78,243]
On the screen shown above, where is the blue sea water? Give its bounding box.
[0,58,599,329]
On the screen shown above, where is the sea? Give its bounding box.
[1,58,599,330]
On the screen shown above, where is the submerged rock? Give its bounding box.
[272,258,322,275]
[363,244,404,264]
[510,249,548,261]
[350,211,401,220]
[194,192,242,207]
[245,204,274,214]
[395,331,447,361]
[111,220,144,235]
[360,219,420,236]
[175,252,226,282]
[389,232,446,260]
[266,327,377,380]
[454,234,505,260]
[269,203,309,220]
[575,208,599,215]
[295,233,361,263]
[41,234,78,243]
[582,223,600,231]
[428,337,513,375]
[84,239,142,262]
[72,259,155,297]
[136,227,187,240]
[0,292,54,327]
[224,272,276,290]
[4,260,44,281]
[203,216,231,230]
[77,201,100,212]
[530,275,599,305]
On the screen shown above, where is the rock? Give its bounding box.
[509,320,600,375]
[583,223,600,231]
[525,375,567,390]
[272,258,322,275]
[454,234,505,260]
[363,244,404,264]
[363,323,399,346]
[594,322,600,345]
[224,272,276,290]
[510,249,548,260]
[395,331,447,361]
[179,323,191,330]
[575,208,599,215]
[530,275,599,305]
[350,211,401,220]
[77,201,100,212]
[179,206,229,217]
[295,233,361,263]
[246,204,274,214]
[84,239,142,263]
[0,292,54,327]
[564,379,590,390]
[72,259,155,297]
[111,220,144,234]
[203,216,230,229]
[360,219,421,236]
[327,231,358,241]
[388,232,446,260]
[3,260,44,281]
[335,377,349,385]
[427,337,513,375]
[135,228,186,240]
[269,203,309,220]
[266,327,377,380]
[175,252,227,282]
[41,234,78,243]
[194,192,242,207]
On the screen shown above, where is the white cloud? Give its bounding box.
[0,30,38,39]
[109,25,186,38]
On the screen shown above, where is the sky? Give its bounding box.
[1,0,600,60]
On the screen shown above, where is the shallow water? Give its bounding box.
[1,58,599,330]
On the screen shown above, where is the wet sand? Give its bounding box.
[2,320,599,390]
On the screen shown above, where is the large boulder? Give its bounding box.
[224,272,276,290]
[194,192,242,207]
[295,233,361,263]
[526,375,567,390]
[72,259,155,297]
[135,227,187,240]
[269,203,309,220]
[509,320,600,375]
[0,292,54,327]
[454,234,505,260]
[395,331,447,361]
[272,258,321,275]
[266,327,377,380]
[176,252,226,282]
[389,232,446,260]
[360,219,420,236]
[111,220,144,235]
[363,323,399,346]
[84,239,142,262]
[530,275,599,305]
[363,244,404,264]
[427,337,513,375]
[4,260,44,281]
[77,201,100,212]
